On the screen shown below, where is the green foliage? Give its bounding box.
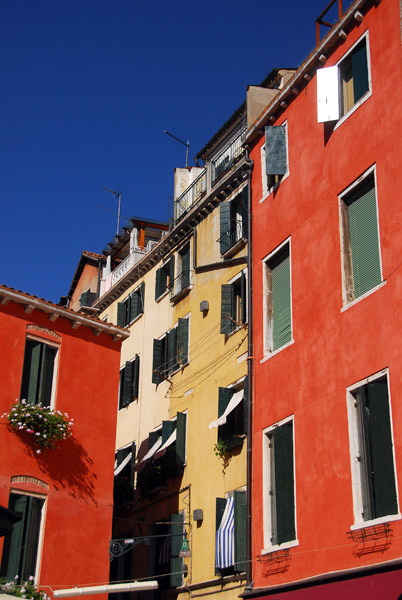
[2,400,74,452]
[0,576,48,600]
[214,440,230,475]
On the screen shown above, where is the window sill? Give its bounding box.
[221,237,247,259]
[261,538,299,555]
[334,90,372,132]
[260,339,294,364]
[155,289,169,303]
[341,281,386,312]
[225,322,248,339]
[260,171,290,205]
[170,284,192,304]
[350,513,401,531]
[125,312,143,329]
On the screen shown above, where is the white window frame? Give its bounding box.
[262,415,298,553]
[346,368,400,530]
[260,121,289,204]
[23,335,60,409]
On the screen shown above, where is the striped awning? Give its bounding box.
[209,390,243,429]
[114,452,132,477]
[154,430,177,460]
[158,526,171,565]
[216,496,234,569]
[135,437,162,469]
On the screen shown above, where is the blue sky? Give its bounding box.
[1,0,351,303]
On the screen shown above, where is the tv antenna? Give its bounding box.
[102,186,122,234]
[164,130,190,167]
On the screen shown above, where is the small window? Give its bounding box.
[155,257,174,301]
[262,123,288,194]
[152,318,189,384]
[264,241,292,354]
[317,34,370,123]
[220,271,247,335]
[263,418,296,549]
[215,491,246,574]
[118,355,140,409]
[117,282,145,327]
[114,442,136,506]
[339,170,382,304]
[218,187,248,256]
[170,244,192,301]
[209,378,248,450]
[0,493,45,581]
[347,373,398,524]
[20,339,58,407]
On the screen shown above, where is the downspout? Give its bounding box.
[244,148,254,588]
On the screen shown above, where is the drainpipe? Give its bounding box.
[244,148,254,588]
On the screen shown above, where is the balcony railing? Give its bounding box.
[211,128,246,185]
[176,170,207,221]
[111,247,147,287]
[217,220,246,255]
[170,270,193,301]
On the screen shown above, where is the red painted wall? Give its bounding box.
[0,298,122,597]
[250,0,402,590]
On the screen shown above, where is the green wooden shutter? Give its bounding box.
[130,442,136,487]
[21,497,43,581]
[218,387,234,418]
[240,272,247,325]
[177,318,189,365]
[241,185,248,240]
[175,412,187,465]
[130,291,139,322]
[220,202,232,254]
[117,303,126,327]
[169,255,175,290]
[168,328,178,374]
[133,355,140,399]
[149,430,160,448]
[21,340,42,405]
[346,178,381,299]
[38,344,56,407]
[80,291,89,307]
[162,420,175,444]
[181,246,190,289]
[265,126,287,176]
[170,513,184,587]
[152,339,164,384]
[352,40,369,103]
[155,268,162,300]
[273,421,295,545]
[139,282,145,314]
[122,361,135,407]
[221,284,234,334]
[2,494,28,579]
[234,490,247,572]
[218,387,235,443]
[271,248,291,351]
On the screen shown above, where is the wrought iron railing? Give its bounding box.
[211,128,246,184]
[175,170,207,221]
[217,220,245,255]
[170,270,193,300]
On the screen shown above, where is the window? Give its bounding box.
[317,34,370,123]
[339,170,382,304]
[152,318,189,384]
[79,290,97,308]
[114,442,136,505]
[264,241,292,354]
[262,123,288,196]
[20,339,58,407]
[263,418,296,549]
[218,186,248,256]
[155,257,174,301]
[0,493,45,581]
[209,378,248,450]
[118,355,140,409]
[170,244,191,301]
[347,373,398,525]
[215,491,246,574]
[117,282,145,327]
[220,271,247,335]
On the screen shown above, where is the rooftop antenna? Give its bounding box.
[102,186,122,234]
[164,130,190,167]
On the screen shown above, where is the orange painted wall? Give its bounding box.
[69,261,101,312]
[0,299,122,596]
[250,0,402,589]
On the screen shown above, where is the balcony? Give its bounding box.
[175,169,207,221]
[217,220,247,257]
[101,241,159,296]
[170,270,193,302]
[211,128,246,185]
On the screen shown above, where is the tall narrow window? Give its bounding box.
[264,242,292,354]
[117,283,145,327]
[215,491,246,574]
[118,355,140,409]
[220,272,247,335]
[218,187,248,256]
[20,339,57,407]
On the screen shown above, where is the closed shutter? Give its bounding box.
[221,284,234,334]
[234,490,246,572]
[122,361,135,407]
[346,178,381,299]
[352,41,369,103]
[168,328,178,374]
[169,256,175,290]
[170,513,184,587]
[156,267,167,300]
[271,249,291,351]
[177,318,189,365]
[80,291,89,307]
[265,126,287,176]
[220,202,232,254]
[240,272,247,325]
[273,421,295,545]
[39,344,56,407]
[152,339,164,384]
[133,355,140,399]
[175,412,187,465]
[181,247,190,289]
[117,302,126,327]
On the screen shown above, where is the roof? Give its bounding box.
[66,251,105,301]
[0,284,129,341]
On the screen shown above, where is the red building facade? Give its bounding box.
[0,285,128,595]
[246,0,402,596]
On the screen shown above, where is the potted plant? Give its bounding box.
[0,576,48,600]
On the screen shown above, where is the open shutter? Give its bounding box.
[130,291,139,322]
[156,267,167,300]
[149,430,160,449]
[273,421,295,545]
[242,376,248,434]
[139,282,145,314]
[240,272,247,325]
[241,185,248,240]
[133,355,140,399]
[352,41,369,103]
[21,497,43,581]
[221,284,234,334]
[220,202,232,254]
[168,328,178,374]
[234,490,247,572]
[169,255,175,290]
[38,344,56,407]
[21,340,42,405]
[152,339,164,384]
[117,303,126,327]
[122,361,135,407]
[130,442,136,487]
[218,387,234,418]
[175,412,187,465]
[162,420,176,445]
[80,291,89,307]
[265,127,287,176]
[317,65,340,123]
[218,387,235,443]
[170,513,184,587]
[181,247,190,289]
[177,318,189,365]
[271,249,291,351]
[2,494,28,579]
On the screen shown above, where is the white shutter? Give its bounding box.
[317,66,340,123]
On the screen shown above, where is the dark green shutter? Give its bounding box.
[346,178,381,299]
[241,185,249,240]
[265,126,287,176]
[218,387,235,443]
[21,340,41,405]
[352,40,369,103]
[152,339,164,384]
[240,272,247,325]
[130,291,139,322]
[271,248,291,351]
[234,490,247,572]
[177,318,189,365]
[117,303,126,327]
[38,345,56,407]
[162,420,175,444]
[130,442,136,487]
[169,256,175,290]
[221,284,234,334]
[155,268,162,300]
[80,291,88,307]
[273,421,295,545]
[218,387,234,418]
[2,494,28,579]
[149,431,160,449]
[181,246,190,289]
[175,412,187,465]
[21,497,43,580]
[139,282,145,314]
[220,202,232,254]
[122,361,134,407]
[133,355,140,399]
[168,328,178,374]
[170,513,184,587]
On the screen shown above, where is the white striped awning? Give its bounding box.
[158,526,171,565]
[114,452,132,477]
[136,437,162,469]
[209,390,243,429]
[216,496,234,569]
[154,430,177,460]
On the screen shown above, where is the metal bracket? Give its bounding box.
[109,537,151,561]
